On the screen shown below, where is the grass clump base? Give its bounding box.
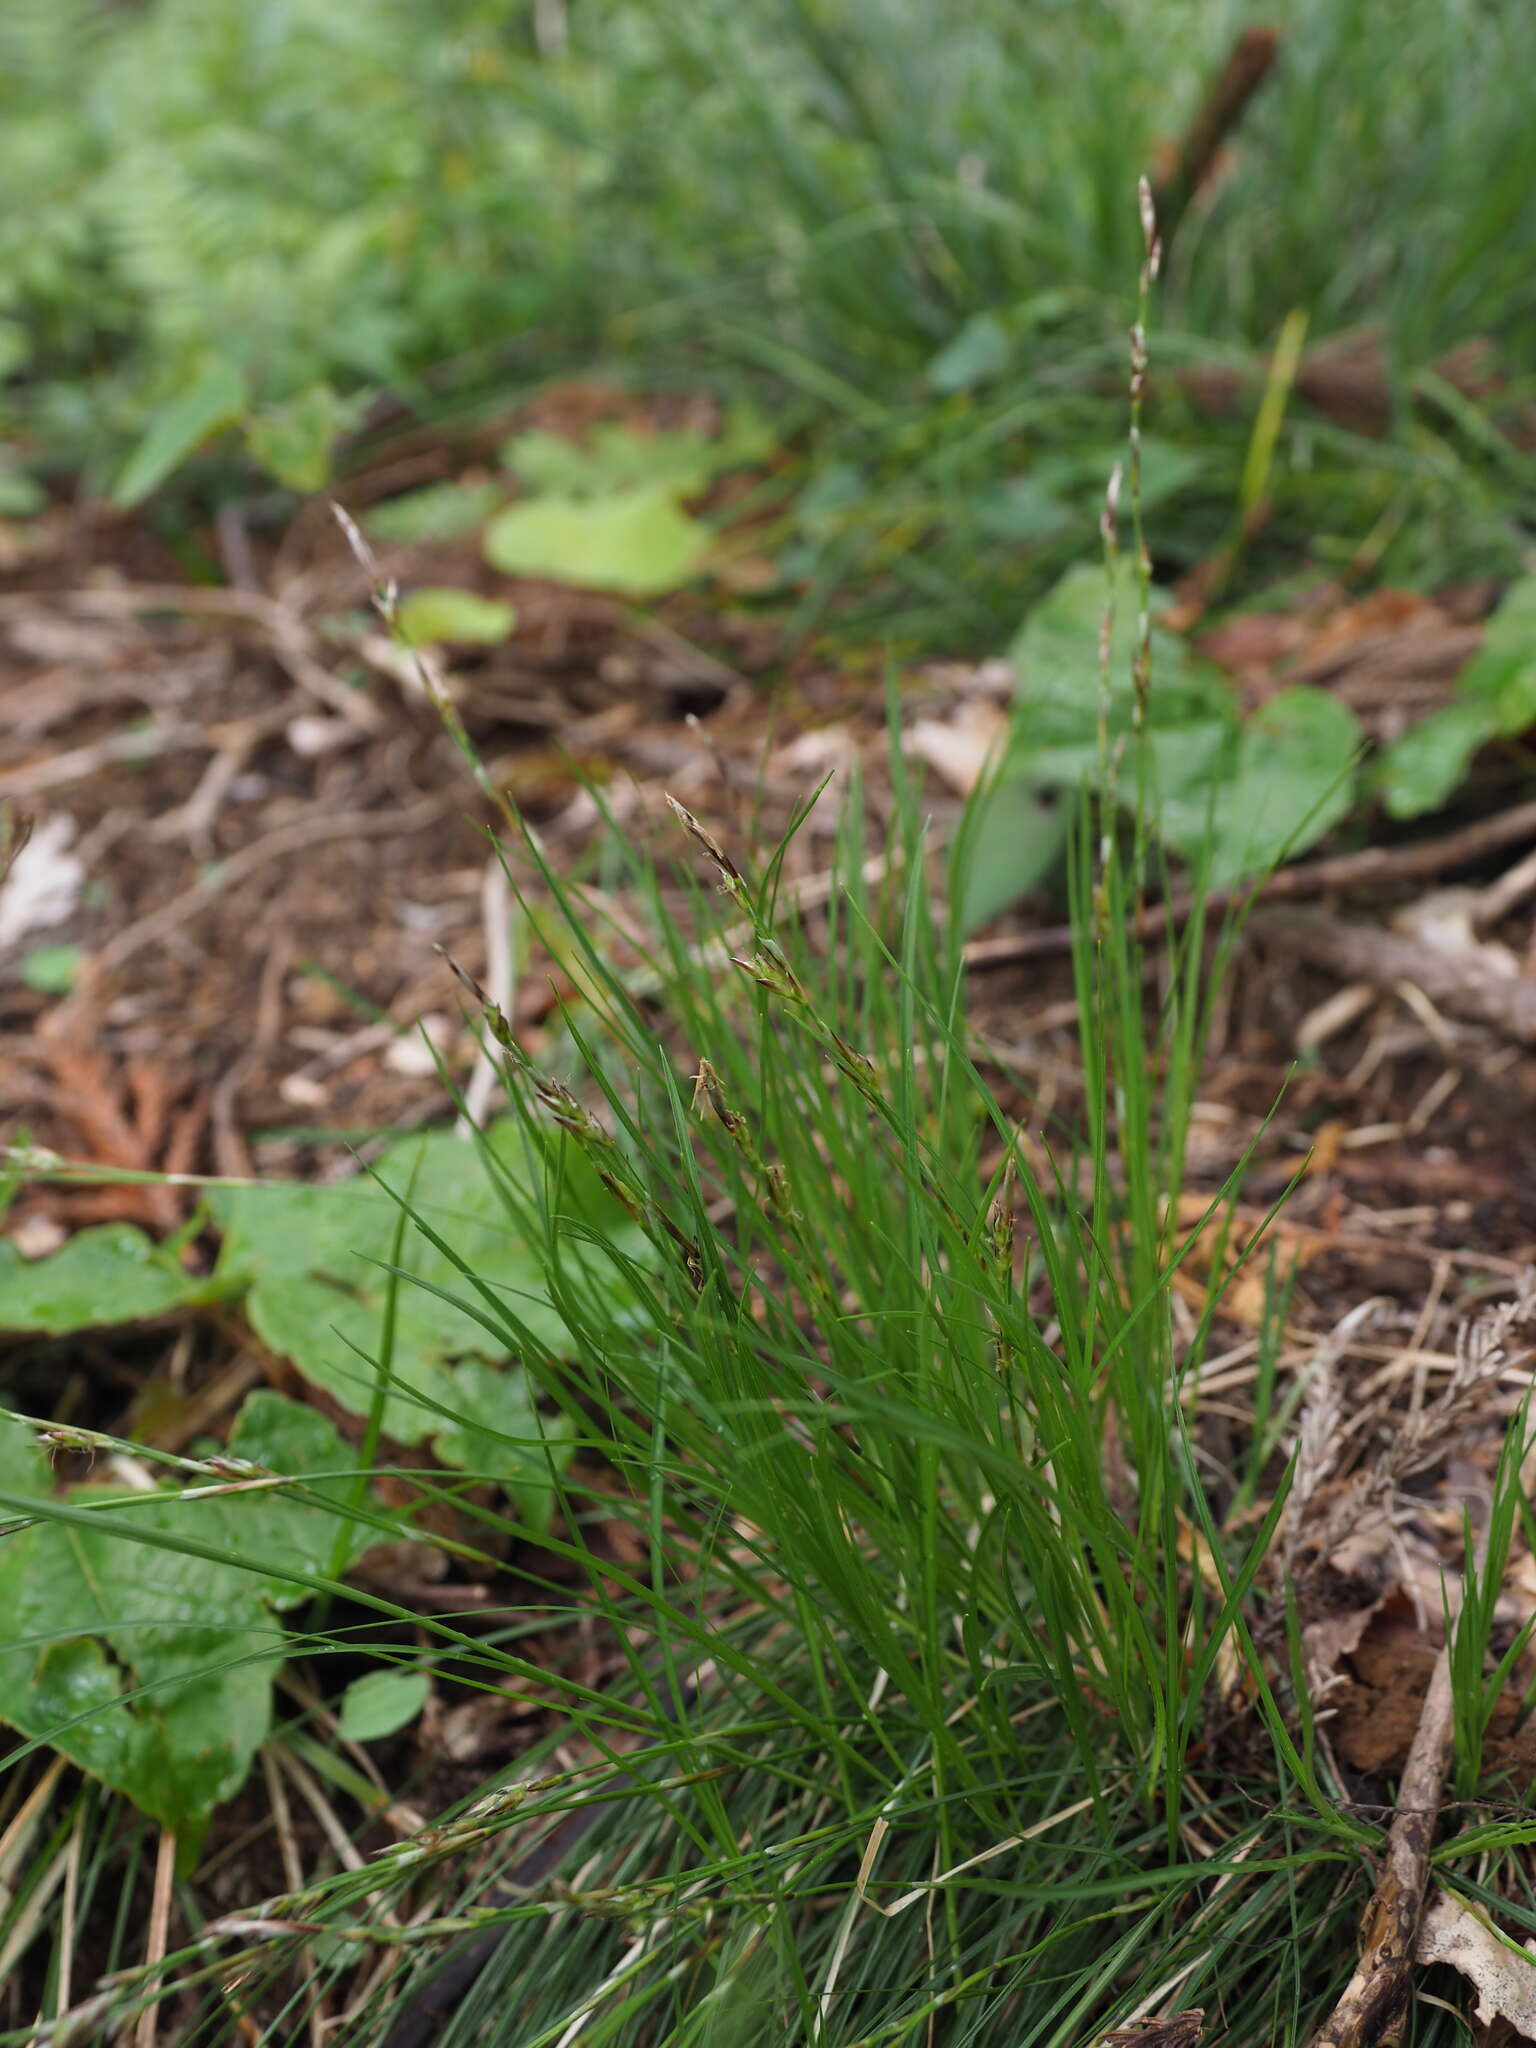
[14,771,1353,2048]
[8,733,1534,2046]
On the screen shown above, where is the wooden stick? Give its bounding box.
[1307,1510,1490,2048]
[1253,907,1536,1045]
[1308,1654,1454,2046]
[1150,27,1281,250]
[962,794,1536,971]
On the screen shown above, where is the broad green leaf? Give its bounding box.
[484,483,711,598]
[972,565,1355,923]
[0,467,47,518]
[1008,711,1231,804]
[1380,575,1536,819]
[0,1494,275,1840]
[243,381,347,493]
[962,561,1237,923]
[953,783,1069,934]
[1163,687,1360,884]
[432,1358,574,1532]
[1477,574,1536,663]
[337,1668,429,1743]
[1128,440,1207,511]
[0,1395,396,1840]
[210,1123,644,1445]
[973,444,1202,548]
[0,1413,49,1496]
[396,586,517,647]
[714,403,779,470]
[1379,699,1502,820]
[220,1390,381,1584]
[1007,561,1233,753]
[0,1224,211,1334]
[111,360,246,508]
[974,476,1076,545]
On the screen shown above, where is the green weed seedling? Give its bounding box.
[0,1118,632,1869]
[0,1393,390,1848]
[961,557,1361,930]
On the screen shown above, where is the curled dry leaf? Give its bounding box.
[1417,1891,1536,2036]
[1302,1597,1385,1695]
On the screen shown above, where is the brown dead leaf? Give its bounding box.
[1296,587,1440,665]
[1296,329,1501,438]
[1334,1677,1430,1777]
[1196,610,1307,684]
[1303,1597,1386,1690]
[33,1016,194,1231]
[1332,1594,1452,1775]
[1348,1605,1439,1693]
[1170,1193,1310,1325]
[1180,329,1502,439]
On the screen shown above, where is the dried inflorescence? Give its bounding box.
[1283,1275,1536,1585]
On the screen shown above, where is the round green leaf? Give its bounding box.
[1163,686,1360,884]
[484,484,711,598]
[209,1122,648,1444]
[396,586,517,646]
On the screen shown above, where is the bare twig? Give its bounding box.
[83,797,444,980]
[1308,1651,1451,2048]
[1306,1548,1477,2048]
[0,585,388,732]
[1253,908,1536,1046]
[0,722,205,800]
[133,1829,177,2048]
[148,705,294,851]
[962,795,1536,970]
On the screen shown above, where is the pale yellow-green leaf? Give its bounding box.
[484,484,711,598]
[396,586,517,646]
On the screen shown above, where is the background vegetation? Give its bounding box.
[6,0,1536,636]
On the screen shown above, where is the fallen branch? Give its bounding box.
[1307,1651,1455,2047]
[1253,907,1536,1046]
[1307,1507,1491,2048]
[962,794,1536,970]
[0,584,388,733]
